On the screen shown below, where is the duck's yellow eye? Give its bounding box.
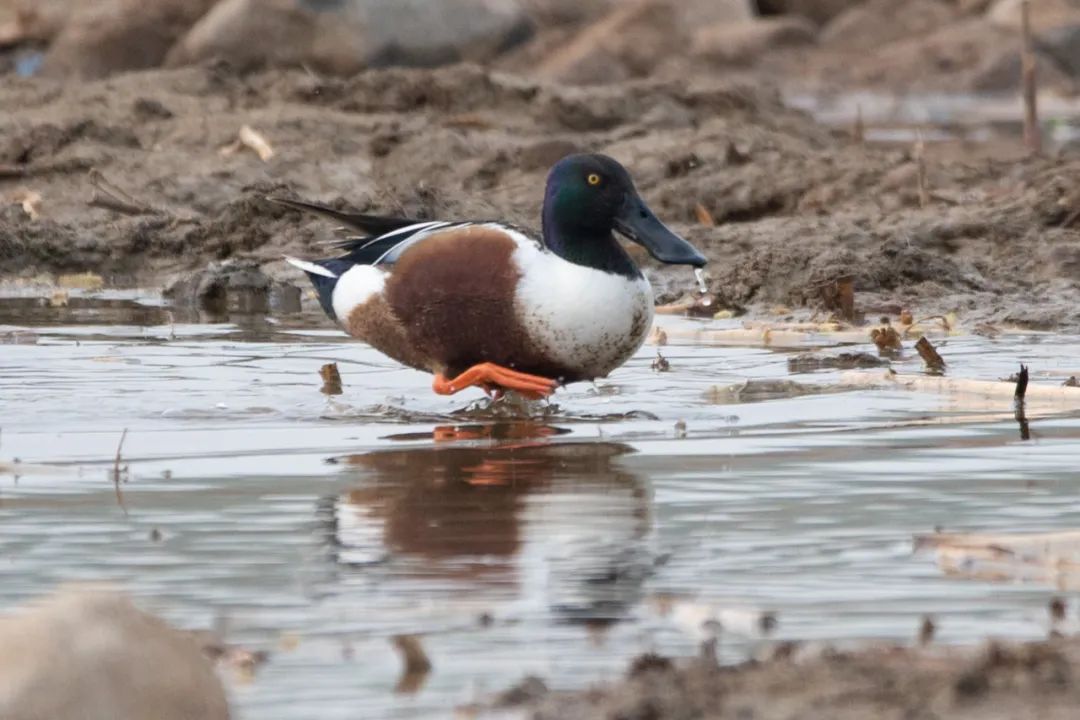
[587,173,602,186]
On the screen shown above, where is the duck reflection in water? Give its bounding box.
[324,422,655,622]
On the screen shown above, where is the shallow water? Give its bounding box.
[4,291,1080,718]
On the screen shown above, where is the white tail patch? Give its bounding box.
[332,265,387,322]
[284,255,337,278]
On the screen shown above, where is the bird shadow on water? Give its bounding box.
[316,421,660,623]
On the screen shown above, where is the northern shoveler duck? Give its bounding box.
[280,153,706,399]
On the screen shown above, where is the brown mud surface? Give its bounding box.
[2,62,1080,328]
[490,636,1080,719]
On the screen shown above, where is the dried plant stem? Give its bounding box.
[1021,0,1042,155]
[914,129,929,208]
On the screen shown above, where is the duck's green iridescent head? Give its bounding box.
[541,153,707,275]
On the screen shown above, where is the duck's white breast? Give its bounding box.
[511,242,654,379]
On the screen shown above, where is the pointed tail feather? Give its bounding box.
[269,196,421,237]
[283,255,342,321]
[284,255,337,278]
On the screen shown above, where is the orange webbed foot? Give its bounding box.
[433,363,559,400]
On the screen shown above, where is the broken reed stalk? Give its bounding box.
[1014,363,1031,439]
[852,104,864,145]
[1014,363,1030,401]
[1021,0,1042,155]
[914,336,946,374]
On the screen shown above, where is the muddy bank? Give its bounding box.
[1,62,1080,328]
[488,636,1080,719]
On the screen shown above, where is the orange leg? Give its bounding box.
[432,363,559,400]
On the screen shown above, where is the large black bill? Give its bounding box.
[613,195,707,267]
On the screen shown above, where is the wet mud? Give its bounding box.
[2,62,1080,328]
[493,636,1080,720]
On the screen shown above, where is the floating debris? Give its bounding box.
[651,350,671,372]
[319,362,343,395]
[706,379,839,404]
[915,529,1080,589]
[871,324,902,353]
[200,635,270,683]
[819,277,855,323]
[392,634,432,694]
[787,352,887,373]
[1049,597,1067,623]
[57,272,105,291]
[918,615,936,646]
[841,370,1080,404]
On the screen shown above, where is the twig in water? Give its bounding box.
[1014,364,1030,441]
[112,428,129,515]
[1021,0,1042,155]
[1014,363,1029,401]
[391,634,431,694]
[918,615,936,646]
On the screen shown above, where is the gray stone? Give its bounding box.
[1037,23,1080,77]
[166,0,534,74]
[41,0,218,79]
[0,587,230,720]
[164,259,272,314]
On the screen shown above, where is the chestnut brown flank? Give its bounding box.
[363,226,576,380]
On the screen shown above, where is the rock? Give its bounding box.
[163,259,272,314]
[987,0,1080,32]
[693,16,816,65]
[536,0,755,84]
[166,0,534,75]
[1036,23,1080,77]
[756,0,854,26]
[518,0,617,25]
[41,0,218,79]
[0,587,230,720]
[821,0,958,51]
[970,44,1073,92]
